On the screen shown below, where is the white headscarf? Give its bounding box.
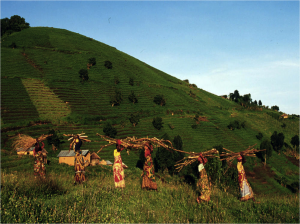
[198,163,204,172]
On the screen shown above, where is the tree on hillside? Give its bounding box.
[271,131,285,155]
[110,89,123,107]
[271,105,279,111]
[1,15,30,37]
[129,77,134,86]
[291,135,299,150]
[88,57,96,66]
[233,90,240,102]
[259,100,262,106]
[114,76,120,84]
[47,129,64,149]
[128,91,138,104]
[242,93,252,104]
[260,139,273,167]
[104,60,112,69]
[78,69,89,82]
[153,95,166,106]
[256,132,263,140]
[103,123,117,138]
[152,117,164,130]
[253,100,258,105]
[129,113,139,127]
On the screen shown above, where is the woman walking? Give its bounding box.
[74,150,86,184]
[33,139,46,179]
[196,153,211,203]
[113,139,127,188]
[142,142,157,190]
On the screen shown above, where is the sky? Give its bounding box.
[1,0,299,115]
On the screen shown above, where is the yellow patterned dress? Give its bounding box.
[197,168,211,202]
[113,149,125,188]
[74,152,85,184]
[34,152,46,178]
[237,161,254,201]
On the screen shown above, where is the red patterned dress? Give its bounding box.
[74,152,86,184]
[142,147,157,190]
[113,149,125,188]
[34,152,46,178]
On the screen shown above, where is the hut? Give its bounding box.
[280,113,288,119]
[17,147,29,155]
[106,160,113,166]
[57,150,90,166]
[90,152,100,166]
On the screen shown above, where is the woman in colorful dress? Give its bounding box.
[237,154,255,202]
[196,153,211,203]
[33,140,46,179]
[142,142,157,190]
[69,135,82,153]
[74,150,86,184]
[113,139,127,188]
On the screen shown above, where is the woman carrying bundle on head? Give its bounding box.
[113,139,128,188]
[142,142,157,190]
[71,135,85,184]
[33,139,46,179]
[237,154,256,202]
[196,153,211,203]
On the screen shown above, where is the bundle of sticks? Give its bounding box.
[96,134,175,153]
[174,148,220,172]
[219,144,266,173]
[63,133,91,142]
[12,134,53,151]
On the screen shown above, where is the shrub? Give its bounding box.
[114,76,120,84]
[183,79,189,84]
[152,117,164,130]
[9,42,17,48]
[153,95,166,106]
[47,129,64,149]
[104,60,112,69]
[189,83,197,88]
[189,90,196,98]
[78,69,89,82]
[129,77,134,86]
[88,57,96,66]
[103,123,117,138]
[128,91,138,104]
[227,120,246,130]
[256,132,263,140]
[129,113,139,127]
[110,89,123,106]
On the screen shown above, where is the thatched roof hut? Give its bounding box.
[90,152,100,166]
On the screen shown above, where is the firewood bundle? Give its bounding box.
[96,134,175,153]
[219,144,266,171]
[174,148,220,172]
[63,133,91,142]
[12,134,53,151]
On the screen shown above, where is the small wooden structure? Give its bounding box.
[57,150,90,166]
[90,152,100,166]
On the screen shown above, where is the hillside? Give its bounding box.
[1,27,299,198]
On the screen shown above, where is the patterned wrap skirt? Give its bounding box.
[113,155,125,188]
[74,154,85,184]
[142,155,157,190]
[34,153,46,178]
[238,168,254,201]
[197,168,211,202]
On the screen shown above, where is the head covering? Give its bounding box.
[198,153,208,165]
[117,139,122,146]
[144,142,153,152]
[237,154,243,162]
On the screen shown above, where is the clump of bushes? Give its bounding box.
[128,91,138,104]
[88,57,96,66]
[103,123,117,138]
[104,60,112,69]
[129,114,139,127]
[78,69,89,82]
[227,120,246,130]
[110,89,123,106]
[153,95,166,106]
[152,117,163,130]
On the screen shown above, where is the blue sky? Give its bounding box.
[1,1,299,115]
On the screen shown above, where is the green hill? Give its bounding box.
[1,27,299,197]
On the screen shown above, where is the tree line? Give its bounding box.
[1,15,30,37]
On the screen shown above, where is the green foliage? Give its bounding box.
[281,123,286,128]
[290,135,299,149]
[1,15,30,37]
[272,105,280,111]
[183,79,189,84]
[88,57,96,66]
[271,131,285,154]
[78,69,89,82]
[189,90,196,98]
[47,129,64,149]
[110,89,123,106]
[104,60,112,69]
[258,139,273,163]
[103,122,117,138]
[128,91,138,104]
[256,132,263,140]
[153,95,166,106]
[129,77,134,86]
[227,120,246,130]
[114,76,120,84]
[129,113,139,127]
[9,42,17,48]
[152,117,164,130]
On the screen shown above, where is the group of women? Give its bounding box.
[33,137,255,203]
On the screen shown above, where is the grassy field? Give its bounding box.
[1,26,299,223]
